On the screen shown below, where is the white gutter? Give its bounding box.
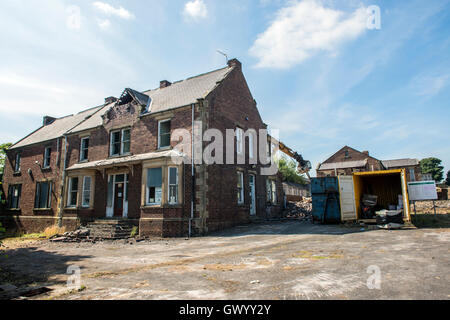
[189,103,195,238]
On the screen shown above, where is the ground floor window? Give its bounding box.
[146,168,162,205]
[168,167,178,204]
[237,171,244,204]
[266,179,277,205]
[35,181,52,209]
[68,177,78,207]
[7,184,21,209]
[82,176,92,208]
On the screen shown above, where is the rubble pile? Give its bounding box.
[413,200,450,214]
[50,228,91,243]
[285,197,312,221]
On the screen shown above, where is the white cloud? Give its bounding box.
[249,0,368,69]
[183,0,208,21]
[98,19,111,30]
[411,73,450,97]
[92,1,134,20]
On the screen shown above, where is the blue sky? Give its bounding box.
[0,0,449,177]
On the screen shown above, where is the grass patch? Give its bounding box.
[130,226,138,238]
[411,213,450,228]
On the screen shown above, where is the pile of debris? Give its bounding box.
[285,197,312,221]
[50,228,91,243]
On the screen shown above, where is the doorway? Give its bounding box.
[106,173,129,218]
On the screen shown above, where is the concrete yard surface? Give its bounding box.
[0,221,449,300]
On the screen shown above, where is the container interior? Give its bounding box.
[354,172,404,220]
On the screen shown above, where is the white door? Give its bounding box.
[249,174,256,216]
[338,176,357,221]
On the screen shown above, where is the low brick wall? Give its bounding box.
[0,215,79,234]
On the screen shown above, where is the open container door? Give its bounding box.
[338,176,357,221]
[401,169,411,221]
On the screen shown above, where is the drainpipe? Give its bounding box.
[189,103,195,238]
[57,134,68,227]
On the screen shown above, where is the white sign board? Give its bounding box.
[407,181,438,201]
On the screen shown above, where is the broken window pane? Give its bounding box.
[110,131,121,156]
[147,168,162,205]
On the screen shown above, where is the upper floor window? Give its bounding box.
[7,185,21,209]
[80,137,89,161]
[43,147,51,168]
[14,153,21,173]
[344,150,349,158]
[158,120,171,149]
[236,128,243,155]
[35,181,52,209]
[248,132,254,159]
[237,171,244,204]
[110,128,131,156]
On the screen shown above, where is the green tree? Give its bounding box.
[420,157,444,183]
[0,143,12,176]
[276,157,308,185]
[445,170,450,186]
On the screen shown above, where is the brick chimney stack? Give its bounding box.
[227,58,242,69]
[43,116,56,126]
[160,80,172,89]
[105,96,117,104]
[362,151,369,156]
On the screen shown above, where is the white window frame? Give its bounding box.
[236,128,243,155]
[43,147,51,168]
[81,176,92,208]
[146,167,163,206]
[168,167,179,205]
[80,137,89,161]
[158,119,171,149]
[68,177,78,208]
[121,128,131,155]
[249,133,255,159]
[237,171,244,204]
[110,130,121,156]
[271,180,277,204]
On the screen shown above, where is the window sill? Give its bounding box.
[157,146,171,151]
[7,208,21,211]
[79,159,89,163]
[108,153,132,159]
[64,207,78,211]
[33,208,52,211]
[141,205,162,209]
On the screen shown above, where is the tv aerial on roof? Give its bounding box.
[216,50,229,64]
